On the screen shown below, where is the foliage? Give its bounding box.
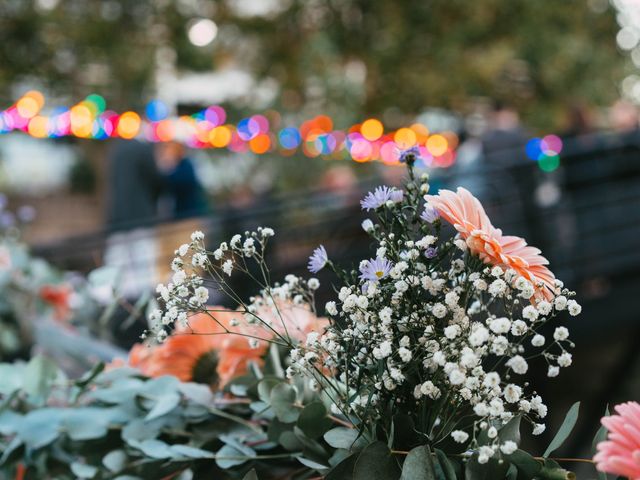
[0,1,627,128]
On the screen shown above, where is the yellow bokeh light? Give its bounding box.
[410,123,430,144]
[28,116,49,138]
[426,134,448,156]
[24,90,45,109]
[209,126,232,147]
[16,97,40,119]
[361,118,384,141]
[117,111,141,139]
[394,127,417,148]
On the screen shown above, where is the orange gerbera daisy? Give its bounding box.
[424,187,556,302]
[129,309,268,388]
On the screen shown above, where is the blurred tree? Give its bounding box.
[0,0,627,128]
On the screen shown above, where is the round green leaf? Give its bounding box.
[103,449,128,473]
[400,446,436,480]
[353,441,401,480]
[71,462,98,479]
[270,383,299,423]
[297,402,332,439]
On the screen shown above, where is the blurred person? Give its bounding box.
[318,165,360,208]
[104,139,161,299]
[561,102,595,138]
[481,100,528,157]
[156,141,209,220]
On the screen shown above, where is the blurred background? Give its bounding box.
[1,0,639,472]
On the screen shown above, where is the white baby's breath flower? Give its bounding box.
[500,441,517,455]
[532,423,546,435]
[230,234,242,248]
[511,320,528,336]
[308,278,320,290]
[222,259,233,276]
[547,365,560,377]
[191,230,205,242]
[177,244,189,257]
[531,334,545,347]
[451,431,469,443]
[489,317,511,334]
[557,352,573,367]
[554,295,568,310]
[432,303,447,319]
[362,219,374,232]
[553,326,569,341]
[473,279,488,291]
[567,300,582,316]
[522,305,539,322]
[506,355,528,375]
[537,301,552,316]
[325,301,337,316]
[488,279,507,297]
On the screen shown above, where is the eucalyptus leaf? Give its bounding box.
[145,392,181,420]
[297,402,332,439]
[435,449,457,480]
[324,427,367,451]
[70,462,98,479]
[62,408,110,440]
[269,383,299,423]
[103,449,128,473]
[325,453,357,480]
[171,444,215,459]
[353,441,401,480]
[544,402,580,457]
[178,382,214,405]
[297,456,330,470]
[17,408,61,449]
[242,469,259,480]
[215,444,252,469]
[506,449,543,478]
[498,415,522,444]
[22,355,60,403]
[400,445,436,480]
[129,439,174,459]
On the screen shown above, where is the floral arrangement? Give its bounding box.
[0,152,635,479]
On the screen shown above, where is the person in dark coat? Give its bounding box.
[156,141,209,219]
[106,139,162,230]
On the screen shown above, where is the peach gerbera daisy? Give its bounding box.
[424,187,556,302]
[594,401,640,480]
[129,309,268,388]
[256,299,329,343]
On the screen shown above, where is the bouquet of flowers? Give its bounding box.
[146,150,587,479]
[6,151,636,480]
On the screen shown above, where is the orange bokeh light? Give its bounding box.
[361,118,384,141]
[394,127,417,148]
[117,111,141,139]
[209,126,232,147]
[28,116,49,138]
[249,134,271,154]
[16,97,40,119]
[426,134,448,156]
[410,123,430,144]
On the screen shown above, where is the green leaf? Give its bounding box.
[324,427,367,451]
[400,445,436,480]
[145,392,181,420]
[297,402,332,439]
[297,456,331,470]
[178,382,214,405]
[506,449,543,478]
[435,449,457,480]
[353,441,401,480]
[592,407,610,480]
[22,355,60,403]
[270,383,299,423]
[17,408,61,449]
[544,402,580,457]
[71,462,98,479]
[0,364,25,395]
[215,444,252,469]
[498,415,522,444]
[242,470,259,480]
[122,418,162,443]
[257,377,282,403]
[103,450,128,473]
[325,454,357,480]
[128,439,175,459]
[74,362,105,389]
[171,444,215,459]
[62,408,110,440]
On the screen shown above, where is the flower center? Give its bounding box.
[375,270,384,278]
[191,349,219,387]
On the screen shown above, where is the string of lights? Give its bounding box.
[0,91,459,167]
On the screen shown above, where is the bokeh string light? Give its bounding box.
[0,91,459,167]
[525,134,563,172]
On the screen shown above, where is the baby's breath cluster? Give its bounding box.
[289,169,581,463]
[153,162,582,467]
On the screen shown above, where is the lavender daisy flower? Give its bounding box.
[390,189,404,203]
[425,247,438,259]
[360,186,404,211]
[359,257,393,282]
[421,203,439,223]
[308,245,328,273]
[399,145,421,164]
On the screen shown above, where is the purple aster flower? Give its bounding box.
[359,257,393,282]
[421,203,440,223]
[308,245,328,273]
[390,189,404,203]
[425,247,438,259]
[360,186,403,211]
[399,145,421,164]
